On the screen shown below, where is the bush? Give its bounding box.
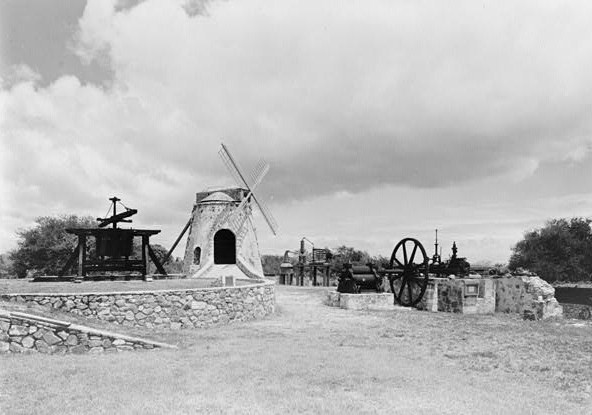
[9,215,96,278]
[509,217,592,283]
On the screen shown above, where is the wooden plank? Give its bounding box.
[97,209,138,228]
[66,228,161,236]
[142,235,148,276]
[77,236,85,277]
[148,244,168,276]
[163,217,192,264]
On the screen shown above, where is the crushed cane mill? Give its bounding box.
[336,231,472,307]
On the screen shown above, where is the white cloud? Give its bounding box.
[3,0,592,259]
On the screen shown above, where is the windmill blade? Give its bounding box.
[218,143,249,189]
[250,194,278,235]
[218,142,278,235]
[250,160,267,185]
[249,162,269,189]
[226,162,269,225]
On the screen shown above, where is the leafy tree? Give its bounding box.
[331,245,372,269]
[0,254,13,279]
[261,254,284,276]
[9,215,97,278]
[509,217,592,283]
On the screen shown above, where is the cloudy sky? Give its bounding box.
[2,0,592,264]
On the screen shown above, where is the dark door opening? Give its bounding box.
[214,229,236,264]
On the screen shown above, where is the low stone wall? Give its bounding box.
[418,278,496,314]
[327,291,396,311]
[561,303,591,320]
[328,276,564,320]
[0,280,275,330]
[0,310,175,354]
[495,275,562,320]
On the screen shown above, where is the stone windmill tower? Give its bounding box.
[182,144,278,279]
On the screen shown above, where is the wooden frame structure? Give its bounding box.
[58,197,167,281]
[59,228,166,281]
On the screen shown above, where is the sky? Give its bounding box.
[2,0,592,265]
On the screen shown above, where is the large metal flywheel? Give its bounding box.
[389,238,429,307]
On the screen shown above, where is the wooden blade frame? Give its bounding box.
[218,143,278,235]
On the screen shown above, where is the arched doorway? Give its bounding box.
[214,229,236,264]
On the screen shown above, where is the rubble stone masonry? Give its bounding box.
[0,280,275,330]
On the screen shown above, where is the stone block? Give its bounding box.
[70,345,87,354]
[339,293,397,311]
[88,339,103,348]
[21,336,35,348]
[191,301,207,310]
[9,342,24,353]
[43,332,62,346]
[0,341,9,353]
[9,325,29,336]
[65,335,78,346]
[51,345,68,354]
[116,345,134,352]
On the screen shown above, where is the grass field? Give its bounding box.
[1,286,591,414]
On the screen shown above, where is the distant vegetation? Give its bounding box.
[9,215,97,278]
[3,215,182,278]
[261,245,390,276]
[509,217,592,283]
[7,214,592,283]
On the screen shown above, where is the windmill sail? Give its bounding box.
[218,143,278,235]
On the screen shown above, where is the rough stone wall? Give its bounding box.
[329,291,396,311]
[0,280,275,330]
[495,275,563,320]
[418,278,495,314]
[0,311,172,354]
[561,303,591,320]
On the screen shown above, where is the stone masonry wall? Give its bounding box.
[418,278,495,314]
[495,275,563,320]
[0,310,174,354]
[0,280,275,330]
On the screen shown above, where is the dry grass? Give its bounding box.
[1,286,591,414]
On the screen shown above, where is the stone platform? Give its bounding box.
[327,290,399,311]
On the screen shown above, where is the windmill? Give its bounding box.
[177,143,277,280]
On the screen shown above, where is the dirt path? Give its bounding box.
[2,285,591,414]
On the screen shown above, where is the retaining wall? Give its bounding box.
[0,280,275,330]
[419,278,496,314]
[0,310,175,354]
[496,276,562,320]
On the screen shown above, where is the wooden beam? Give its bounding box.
[148,244,168,276]
[163,217,192,264]
[97,209,138,228]
[58,245,79,276]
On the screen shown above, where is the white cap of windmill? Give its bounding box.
[218,143,278,236]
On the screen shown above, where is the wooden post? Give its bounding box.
[142,235,149,278]
[75,235,85,283]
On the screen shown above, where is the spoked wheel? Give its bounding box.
[389,238,429,307]
[579,307,591,320]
